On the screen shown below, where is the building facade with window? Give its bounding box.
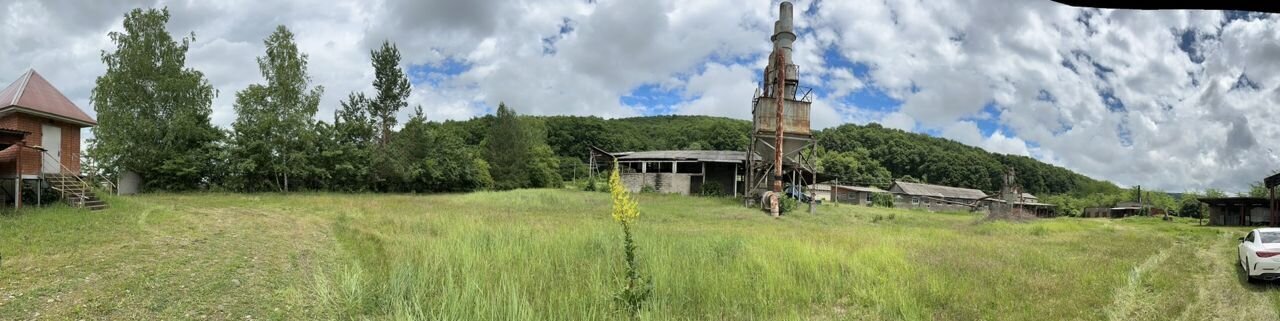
[888,181,988,212]
[830,185,888,206]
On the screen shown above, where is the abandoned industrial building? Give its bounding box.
[888,181,988,212]
[589,147,823,197]
[1198,197,1269,226]
[588,1,1074,218]
[987,192,1057,217]
[592,149,744,196]
[0,70,106,210]
[829,185,888,206]
[1197,172,1280,226]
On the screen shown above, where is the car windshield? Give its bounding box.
[1260,232,1280,243]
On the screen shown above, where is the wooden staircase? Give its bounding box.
[44,173,108,211]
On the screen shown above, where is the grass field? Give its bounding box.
[1,189,1278,320]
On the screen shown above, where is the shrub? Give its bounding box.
[779,196,798,213]
[640,185,658,194]
[699,183,724,197]
[871,192,894,207]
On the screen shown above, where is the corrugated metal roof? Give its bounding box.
[834,185,888,193]
[891,181,987,200]
[0,69,96,126]
[613,150,747,163]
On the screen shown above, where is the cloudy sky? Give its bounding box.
[2,0,1278,193]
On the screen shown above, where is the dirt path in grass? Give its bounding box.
[1172,232,1279,321]
[1104,231,1280,321]
[1104,247,1171,321]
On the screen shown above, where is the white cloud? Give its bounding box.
[5,0,1280,193]
[941,121,1031,156]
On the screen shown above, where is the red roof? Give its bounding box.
[0,69,96,127]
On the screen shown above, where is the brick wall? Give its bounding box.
[61,124,81,174]
[0,113,83,176]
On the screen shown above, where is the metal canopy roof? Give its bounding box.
[612,150,747,163]
[834,185,888,193]
[1199,197,1271,207]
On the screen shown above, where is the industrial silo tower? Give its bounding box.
[746,1,815,216]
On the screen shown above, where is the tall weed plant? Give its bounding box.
[608,162,652,319]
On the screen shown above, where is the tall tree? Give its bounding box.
[229,25,324,192]
[394,107,492,192]
[368,41,411,146]
[484,103,560,190]
[324,93,376,190]
[89,7,222,191]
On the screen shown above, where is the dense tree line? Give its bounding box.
[86,9,547,193]
[86,7,1127,199]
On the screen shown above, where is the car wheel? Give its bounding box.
[1245,258,1261,284]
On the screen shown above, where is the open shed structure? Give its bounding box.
[1199,197,1270,226]
[588,147,819,197]
[1262,172,1280,227]
[0,69,105,210]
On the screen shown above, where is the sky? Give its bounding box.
[1,0,1278,193]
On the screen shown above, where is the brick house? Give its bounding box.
[0,69,99,208]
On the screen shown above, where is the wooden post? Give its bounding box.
[15,148,21,210]
[771,52,785,218]
[1271,186,1276,227]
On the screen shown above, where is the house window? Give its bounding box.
[864,193,872,204]
[911,196,919,205]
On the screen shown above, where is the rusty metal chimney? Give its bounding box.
[747,1,814,214]
[768,1,799,98]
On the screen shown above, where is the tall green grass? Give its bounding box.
[0,190,1264,320]
[295,190,1232,320]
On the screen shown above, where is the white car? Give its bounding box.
[1239,228,1280,283]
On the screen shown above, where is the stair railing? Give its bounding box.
[68,152,117,194]
[39,151,94,208]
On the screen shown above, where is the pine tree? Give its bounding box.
[368,41,411,146]
[485,103,530,190]
[484,103,560,190]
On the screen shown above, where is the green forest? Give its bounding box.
[84,8,1154,215]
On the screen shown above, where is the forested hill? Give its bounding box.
[814,123,1121,196]
[440,115,1119,196]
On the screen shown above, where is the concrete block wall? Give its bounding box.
[620,173,694,195]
